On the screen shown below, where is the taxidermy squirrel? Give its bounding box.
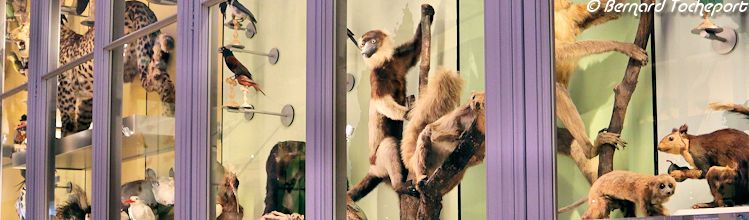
[658,124,749,208]
[554,0,647,181]
[582,171,676,219]
[347,4,435,202]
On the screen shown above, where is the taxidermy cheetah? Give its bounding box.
[53,1,175,136]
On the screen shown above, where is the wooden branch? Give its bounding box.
[417,120,485,219]
[418,4,433,92]
[597,0,653,176]
[400,4,434,220]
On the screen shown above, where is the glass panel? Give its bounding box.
[345,1,486,219]
[51,0,97,218]
[116,1,177,218]
[208,0,307,218]
[552,0,656,219]
[655,1,749,216]
[6,0,29,90]
[0,92,27,220]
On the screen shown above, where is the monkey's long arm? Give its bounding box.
[555,40,648,64]
[393,5,434,66]
[374,95,409,121]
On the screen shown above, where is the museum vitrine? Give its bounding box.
[553,0,749,219]
[1,0,29,219]
[344,1,486,219]
[205,0,306,219]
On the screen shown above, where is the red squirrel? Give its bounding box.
[658,124,749,208]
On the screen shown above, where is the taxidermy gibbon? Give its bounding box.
[411,92,485,193]
[400,67,463,180]
[554,0,647,181]
[347,5,435,202]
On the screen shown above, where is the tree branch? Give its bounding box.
[417,120,485,219]
[597,0,653,176]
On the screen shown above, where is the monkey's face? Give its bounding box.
[470,92,486,133]
[650,174,676,200]
[360,30,388,58]
[658,125,689,154]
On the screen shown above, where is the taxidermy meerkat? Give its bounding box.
[658,124,749,208]
[347,5,435,202]
[400,67,463,179]
[582,171,676,219]
[554,0,647,172]
[412,92,485,192]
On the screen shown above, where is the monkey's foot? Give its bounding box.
[415,175,428,191]
[692,202,719,209]
[594,129,627,151]
[618,43,648,65]
[396,182,420,198]
[669,170,686,180]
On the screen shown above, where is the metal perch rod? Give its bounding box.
[223,104,295,127]
[228,47,280,64]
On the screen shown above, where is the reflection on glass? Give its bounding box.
[118,1,177,219]
[2,1,30,219]
[345,1,486,219]
[1,92,27,220]
[209,0,306,219]
[553,0,655,219]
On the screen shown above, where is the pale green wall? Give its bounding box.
[556,0,655,219]
[215,0,307,218]
[346,0,485,219]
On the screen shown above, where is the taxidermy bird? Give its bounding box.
[219,0,257,29]
[219,46,266,96]
[217,171,243,220]
[124,196,155,220]
[55,184,91,220]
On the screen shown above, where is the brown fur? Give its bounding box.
[553,0,645,185]
[709,102,749,118]
[658,124,749,208]
[412,92,486,190]
[217,171,243,220]
[348,15,430,202]
[401,67,463,177]
[582,171,675,219]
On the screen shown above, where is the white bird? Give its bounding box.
[124,196,155,220]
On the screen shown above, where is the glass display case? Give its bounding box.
[206,0,306,219]
[553,0,749,219]
[344,1,486,219]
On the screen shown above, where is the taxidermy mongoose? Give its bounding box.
[582,171,675,218]
[554,0,646,167]
[347,4,435,202]
[658,124,749,208]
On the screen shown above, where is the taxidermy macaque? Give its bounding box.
[658,124,749,208]
[582,171,675,219]
[554,0,647,181]
[217,170,244,220]
[400,67,463,180]
[411,92,485,192]
[347,4,434,202]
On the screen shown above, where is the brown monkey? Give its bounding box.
[582,171,675,219]
[658,124,749,208]
[412,92,485,192]
[401,67,463,179]
[554,0,647,175]
[347,4,435,202]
